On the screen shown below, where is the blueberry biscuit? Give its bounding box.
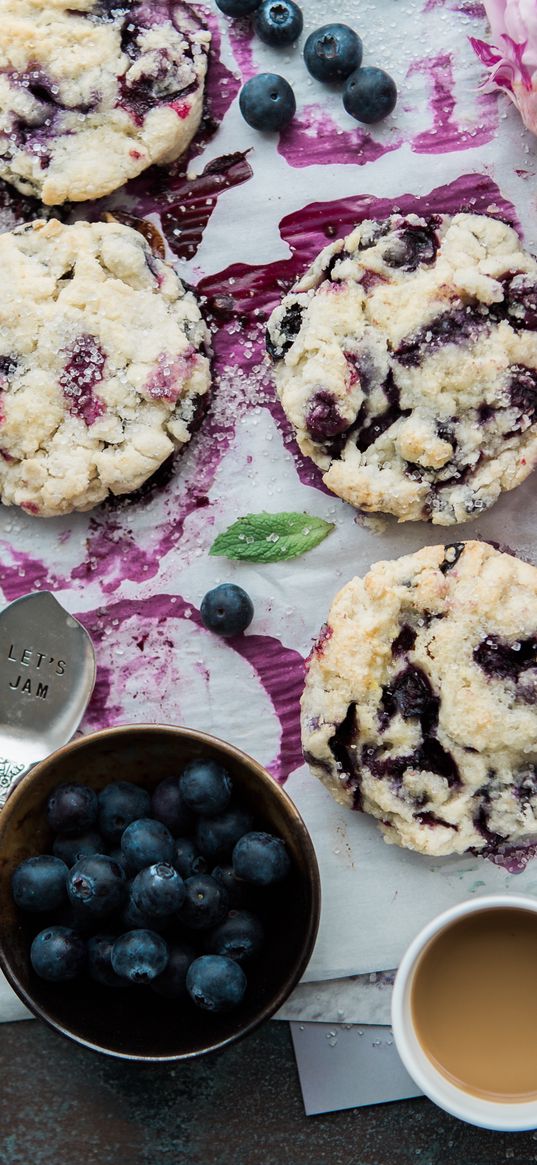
[0,0,210,205]
[0,217,211,516]
[302,541,537,856]
[267,213,537,526]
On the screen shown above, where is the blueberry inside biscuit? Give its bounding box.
[302,541,537,857]
[0,0,210,205]
[267,212,537,526]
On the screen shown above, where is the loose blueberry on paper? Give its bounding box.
[254,1,303,46]
[304,24,363,82]
[239,74,296,132]
[343,66,398,123]
[15,770,291,1014]
[216,0,261,13]
[200,583,254,637]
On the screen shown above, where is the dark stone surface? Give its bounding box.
[1,1019,537,1164]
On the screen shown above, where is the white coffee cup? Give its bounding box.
[392,894,537,1131]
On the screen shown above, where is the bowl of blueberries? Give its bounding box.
[0,724,320,1061]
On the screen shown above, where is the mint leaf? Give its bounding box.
[209,512,335,563]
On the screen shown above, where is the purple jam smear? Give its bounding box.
[381,221,439,272]
[473,635,537,681]
[158,152,253,262]
[59,335,107,426]
[439,542,465,574]
[380,664,440,734]
[305,390,352,443]
[391,624,417,657]
[266,302,305,362]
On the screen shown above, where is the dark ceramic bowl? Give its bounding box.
[0,724,320,1061]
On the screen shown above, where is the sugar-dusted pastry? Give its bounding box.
[302,541,537,856]
[267,213,537,525]
[0,218,211,515]
[0,0,210,204]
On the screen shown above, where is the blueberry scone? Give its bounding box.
[0,0,210,205]
[302,541,537,857]
[267,213,537,526]
[0,217,211,516]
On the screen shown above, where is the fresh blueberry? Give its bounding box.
[200,583,254,638]
[207,910,264,963]
[151,942,196,999]
[174,838,208,879]
[343,66,397,124]
[196,806,254,862]
[106,847,127,874]
[111,930,169,984]
[179,759,233,817]
[151,777,193,835]
[119,890,170,933]
[211,865,252,909]
[178,874,229,930]
[98,781,151,843]
[239,74,296,133]
[131,863,185,918]
[216,0,261,14]
[52,831,105,868]
[87,934,122,987]
[30,926,86,982]
[232,831,291,886]
[47,784,98,835]
[254,1,303,45]
[186,955,247,1013]
[120,818,174,873]
[12,855,68,913]
[304,23,362,82]
[67,854,126,917]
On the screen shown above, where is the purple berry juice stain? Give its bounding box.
[77,595,305,784]
[408,52,497,155]
[278,105,403,170]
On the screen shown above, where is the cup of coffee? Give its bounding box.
[392,895,537,1130]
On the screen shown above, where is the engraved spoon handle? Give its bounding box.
[0,759,29,808]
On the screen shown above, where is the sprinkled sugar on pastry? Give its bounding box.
[0,0,210,205]
[302,541,537,856]
[267,213,537,526]
[0,218,211,516]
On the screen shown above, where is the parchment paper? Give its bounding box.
[1,0,537,1019]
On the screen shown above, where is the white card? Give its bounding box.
[290,1021,422,1116]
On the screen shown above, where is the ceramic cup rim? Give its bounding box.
[391,894,537,1131]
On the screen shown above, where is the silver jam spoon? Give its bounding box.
[0,592,96,806]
